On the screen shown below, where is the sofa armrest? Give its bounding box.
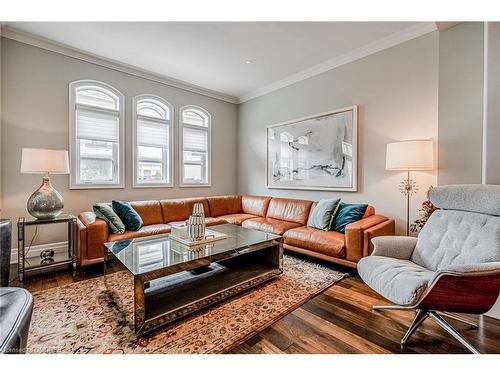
[77,212,108,266]
[345,215,395,262]
[371,236,417,260]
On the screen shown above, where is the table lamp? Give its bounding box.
[386,140,434,235]
[21,148,70,219]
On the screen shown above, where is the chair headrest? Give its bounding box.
[428,184,500,216]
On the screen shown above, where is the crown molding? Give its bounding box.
[0,26,238,104]
[237,22,437,104]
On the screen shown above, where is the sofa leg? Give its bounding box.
[429,311,480,354]
[401,309,429,345]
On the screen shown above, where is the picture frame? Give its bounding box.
[266,105,358,191]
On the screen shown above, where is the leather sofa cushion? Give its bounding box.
[242,217,302,235]
[108,223,171,242]
[266,197,313,225]
[167,217,228,227]
[130,200,164,226]
[216,213,258,225]
[207,195,242,217]
[284,226,346,258]
[242,195,272,216]
[160,198,210,223]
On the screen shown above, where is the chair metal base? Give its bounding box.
[372,305,480,354]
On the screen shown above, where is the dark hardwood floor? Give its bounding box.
[9,261,500,354]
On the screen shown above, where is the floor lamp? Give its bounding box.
[386,140,434,236]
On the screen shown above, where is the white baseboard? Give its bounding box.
[10,241,68,264]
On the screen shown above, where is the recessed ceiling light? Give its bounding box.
[245,60,253,65]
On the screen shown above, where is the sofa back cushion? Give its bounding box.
[266,197,313,225]
[130,200,164,226]
[242,195,272,217]
[207,195,242,217]
[160,197,210,223]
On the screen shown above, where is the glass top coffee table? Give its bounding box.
[104,223,283,334]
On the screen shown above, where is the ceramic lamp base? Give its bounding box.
[27,175,64,219]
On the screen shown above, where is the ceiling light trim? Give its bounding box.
[237,22,437,104]
[0,26,238,104]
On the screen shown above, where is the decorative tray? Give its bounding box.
[169,229,228,247]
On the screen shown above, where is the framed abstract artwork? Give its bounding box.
[266,105,358,191]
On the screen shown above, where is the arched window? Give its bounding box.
[133,95,173,187]
[69,80,124,188]
[180,106,211,185]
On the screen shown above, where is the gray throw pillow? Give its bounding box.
[307,198,341,231]
[93,203,126,234]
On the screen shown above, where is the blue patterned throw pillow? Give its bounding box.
[332,203,368,233]
[112,200,143,231]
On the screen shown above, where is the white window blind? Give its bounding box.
[69,81,124,189]
[180,106,211,185]
[133,96,172,187]
[76,109,119,143]
[137,118,169,148]
[183,127,207,151]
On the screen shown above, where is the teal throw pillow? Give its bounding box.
[332,203,368,233]
[307,198,341,231]
[93,203,126,234]
[112,200,143,231]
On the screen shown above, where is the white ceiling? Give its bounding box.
[5,22,435,102]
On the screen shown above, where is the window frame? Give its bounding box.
[69,80,125,189]
[132,94,174,188]
[179,105,212,187]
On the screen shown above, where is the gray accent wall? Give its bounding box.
[0,38,238,246]
[437,22,484,185]
[484,22,500,185]
[484,22,500,320]
[237,32,439,234]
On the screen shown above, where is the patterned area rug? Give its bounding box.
[27,255,347,354]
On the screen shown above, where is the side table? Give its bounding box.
[17,214,77,282]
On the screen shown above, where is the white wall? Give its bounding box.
[483,22,500,320]
[484,22,500,185]
[0,38,238,246]
[238,32,439,234]
[437,22,484,185]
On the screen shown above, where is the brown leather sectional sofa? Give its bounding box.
[77,195,395,268]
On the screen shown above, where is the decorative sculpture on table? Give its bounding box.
[187,203,206,241]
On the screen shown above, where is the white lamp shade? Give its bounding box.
[386,140,434,171]
[21,148,70,174]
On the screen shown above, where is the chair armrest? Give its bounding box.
[77,212,108,265]
[345,215,394,262]
[371,236,417,260]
